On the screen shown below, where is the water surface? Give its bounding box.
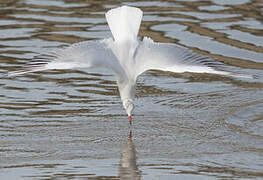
[1,0,263,179]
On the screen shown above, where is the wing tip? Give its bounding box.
[8,64,48,77]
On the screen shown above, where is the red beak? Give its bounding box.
[129,116,132,125]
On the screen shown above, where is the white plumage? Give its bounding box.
[106,6,142,42]
[9,6,247,124]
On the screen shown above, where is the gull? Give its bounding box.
[9,6,244,125]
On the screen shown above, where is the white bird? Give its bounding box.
[9,6,242,125]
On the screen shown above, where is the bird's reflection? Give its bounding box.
[119,131,141,180]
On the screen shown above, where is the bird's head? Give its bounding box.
[122,99,134,125]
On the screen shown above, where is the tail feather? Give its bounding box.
[105,6,143,42]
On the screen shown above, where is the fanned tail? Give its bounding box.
[105,6,143,42]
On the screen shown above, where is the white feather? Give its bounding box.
[105,6,143,42]
[134,37,228,76]
[8,39,122,76]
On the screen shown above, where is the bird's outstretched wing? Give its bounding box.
[134,37,230,76]
[8,39,120,76]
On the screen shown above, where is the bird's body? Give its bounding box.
[9,6,247,124]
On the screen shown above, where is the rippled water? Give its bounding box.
[1,0,263,179]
